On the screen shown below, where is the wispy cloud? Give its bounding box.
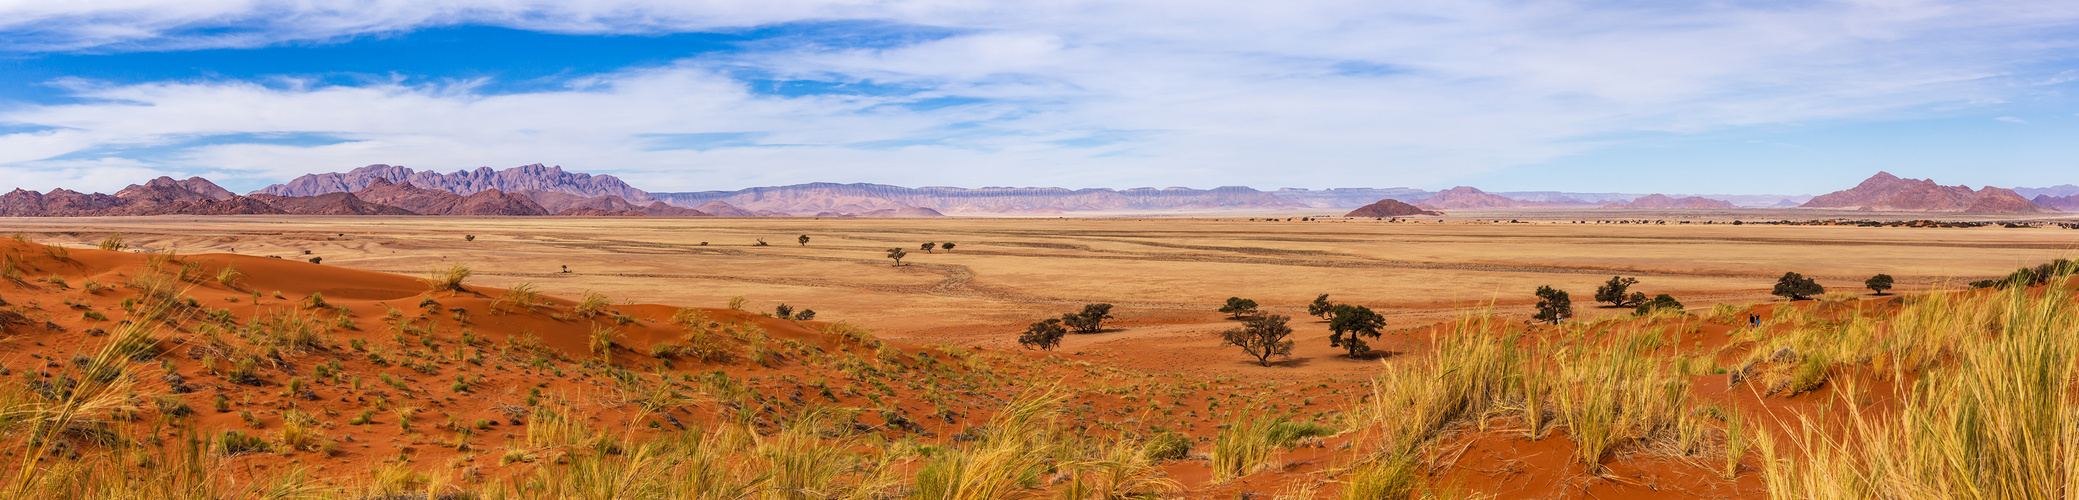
[0,1,2076,193]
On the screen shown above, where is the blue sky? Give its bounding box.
[0,1,2076,195]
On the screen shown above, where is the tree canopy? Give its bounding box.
[1594,276,1646,308]
[1327,304,1386,357]
[1222,314,1295,366]
[1865,274,1894,295]
[1533,286,1572,324]
[1061,303,1115,334]
[1018,318,1067,350]
[1306,294,1334,319]
[1633,294,1683,316]
[1773,272,1824,301]
[1219,297,1260,319]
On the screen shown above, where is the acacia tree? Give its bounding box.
[1223,314,1295,366]
[1061,303,1115,334]
[887,248,908,266]
[1306,294,1334,320]
[798,235,810,246]
[921,242,936,253]
[1019,318,1067,350]
[1633,294,1683,316]
[1327,304,1386,357]
[1865,274,1894,295]
[941,242,956,251]
[1532,286,1572,324]
[1594,276,1646,308]
[1773,272,1824,300]
[1218,297,1260,319]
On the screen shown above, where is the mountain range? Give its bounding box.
[1798,172,2055,213]
[0,165,2068,217]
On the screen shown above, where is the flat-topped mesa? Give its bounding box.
[1802,172,2059,213]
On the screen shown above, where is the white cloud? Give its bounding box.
[0,1,2077,193]
[1997,116,2027,123]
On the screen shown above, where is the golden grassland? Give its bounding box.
[0,218,2077,498]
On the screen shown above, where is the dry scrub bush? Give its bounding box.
[494,283,544,314]
[425,264,471,293]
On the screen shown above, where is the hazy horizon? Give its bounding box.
[2,2,2075,196]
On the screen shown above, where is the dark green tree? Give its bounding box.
[1306,294,1334,319]
[774,303,795,319]
[1218,297,1260,319]
[1019,318,1067,350]
[1772,272,1824,300]
[941,242,956,251]
[1061,303,1115,334]
[887,248,908,266]
[1593,276,1646,308]
[1633,294,1684,316]
[1328,304,1386,358]
[798,235,810,246]
[1222,314,1295,367]
[1865,274,1894,295]
[921,242,936,253]
[1532,286,1572,324]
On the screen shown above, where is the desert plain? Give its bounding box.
[13,212,2077,379]
[5,211,2079,499]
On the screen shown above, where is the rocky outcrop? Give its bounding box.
[259,164,654,202]
[352,179,463,215]
[1344,199,1442,217]
[0,189,127,216]
[442,190,549,216]
[1600,194,1739,210]
[1802,172,2057,213]
[251,193,418,215]
[1415,187,1522,210]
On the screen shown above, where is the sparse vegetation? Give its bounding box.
[425,264,471,293]
[921,242,936,253]
[887,247,908,266]
[98,234,124,251]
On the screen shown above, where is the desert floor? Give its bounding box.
[11,212,2076,383]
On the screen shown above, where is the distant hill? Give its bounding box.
[1415,186,1525,210]
[1601,194,1737,210]
[2034,194,2079,211]
[2015,184,2079,199]
[1345,199,1441,217]
[1802,172,2057,213]
[652,183,1305,215]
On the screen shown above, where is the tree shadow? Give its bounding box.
[1255,356,1316,368]
[1345,349,1407,361]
